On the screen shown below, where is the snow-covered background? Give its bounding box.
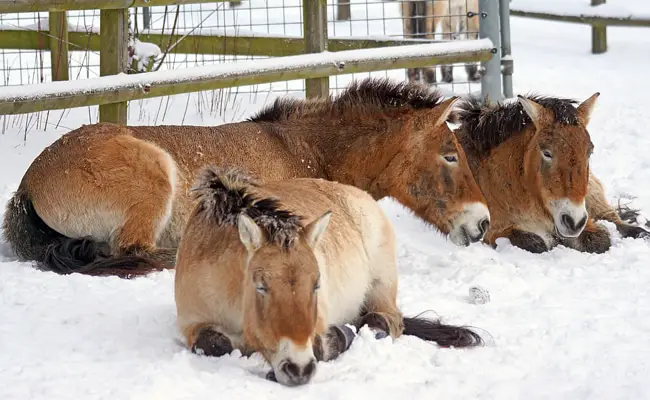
[2,1,650,399]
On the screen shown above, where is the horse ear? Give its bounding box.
[303,210,332,249]
[576,92,600,126]
[237,213,263,253]
[434,96,460,127]
[517,95,544,126]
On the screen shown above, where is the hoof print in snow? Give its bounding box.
[469,285,491,305]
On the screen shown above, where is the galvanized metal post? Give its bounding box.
[499,0,513,98]
[479,0,502,103]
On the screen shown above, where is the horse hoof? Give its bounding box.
[333,325,356,351]
[373,329,389,340]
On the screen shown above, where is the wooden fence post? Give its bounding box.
[591,0,607,53]
[99,8,129,124]
[48,11,69,81]
[303,0,329,98]
[337,0,351,21]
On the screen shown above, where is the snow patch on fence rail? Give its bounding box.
[0,39,493,105]
[511,0,650,20]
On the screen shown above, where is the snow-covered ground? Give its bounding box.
[2,2,650,400]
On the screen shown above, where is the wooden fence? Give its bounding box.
[0,0,496,124]
[510,0,650,54]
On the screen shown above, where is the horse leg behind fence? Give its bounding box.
[400,1,438,84]
[437,0,482,83]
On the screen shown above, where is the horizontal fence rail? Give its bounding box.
[0,0,227,13]
[0,40,494,116]
[0,27,442,57]
[510,6,650,27]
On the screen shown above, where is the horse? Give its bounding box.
[400,0,481,85]
[174,166,484,387]
[453,93,649,253]
[2,77,490,278]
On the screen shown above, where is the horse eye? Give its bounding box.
[313,280,320,292]
[443,154,458,163]
[255,283,267,295]
[542,150,553,160]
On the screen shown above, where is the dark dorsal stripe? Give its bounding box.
[454,94,580,156]
[192,166,303,248]
[246,77,445,123]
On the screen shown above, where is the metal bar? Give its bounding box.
[0,40,495,116]
[499,0,513,98]
[479,0,502,102]
[142,7,151,30]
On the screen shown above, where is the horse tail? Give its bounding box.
[2,188,165,278]
[403,315,484,348]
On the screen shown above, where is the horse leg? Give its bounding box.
[558,219,611,254]
[587,172,649,239]
[440,16,454,83]
[184,323,234,357]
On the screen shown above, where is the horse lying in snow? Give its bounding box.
[174,166,483,387]
[2,77,490,279]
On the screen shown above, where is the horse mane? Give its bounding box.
[191,166,303,249]
[246,77,446,123]
[454,94,580,156]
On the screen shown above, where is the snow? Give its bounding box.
[2,4,650,400]
[130,39,162,73]
[0,39,493,106]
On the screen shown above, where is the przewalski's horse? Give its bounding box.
[2,78,490,278]
[400,0,481,85]
[454,93,649,253]
[174,166,483,387]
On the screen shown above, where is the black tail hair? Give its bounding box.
[403,316,484,348]
[2,188,164,279]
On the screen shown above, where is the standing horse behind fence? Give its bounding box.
[400,0,481,85]
[454,93,649,253]
[2,77,490,278]
[174,166,484,387]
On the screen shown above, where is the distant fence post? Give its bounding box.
[99,8,129,124]
[591,0,607,54]
[498,0,513,98]
[48,11,69,81]
[479,0,502,102]
[303,0,329,98]
[337,0,351,21]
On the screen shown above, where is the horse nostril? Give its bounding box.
[282,361,300,379]
[561,213,576,231]
[302,359,316,378]
[575,215,587,231]
[479,218,490,235]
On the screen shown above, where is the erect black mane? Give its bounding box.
[246,77,446,123]
[454,94,580,156]
[192,166,303,248]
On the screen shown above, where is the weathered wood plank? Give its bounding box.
[99,8,128,124]
[0,29,438,56]
[591,0,607,54]
[48,11,69,81]
[0,40,495,116]
[0,0,227,13]
[303,0,329,98]
[337,1,351,21]
[509,9,650,27]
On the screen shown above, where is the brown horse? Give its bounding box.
[454,93,649,253]
[174,166,483,387]
[2,78,489,278]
